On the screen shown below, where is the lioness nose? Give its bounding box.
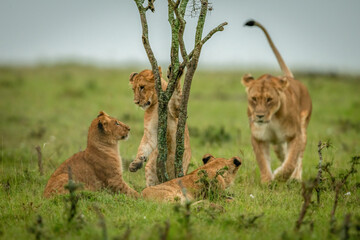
[256,114,265,119]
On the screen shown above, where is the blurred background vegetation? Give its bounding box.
[0,64,359,239]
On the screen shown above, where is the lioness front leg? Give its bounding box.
[129,127,157,172]
[251,137,273,183]
[274,136,302,181]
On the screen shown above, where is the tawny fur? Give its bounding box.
[243,20,312,182]
[43,111,139,198]
[142,154,241,203]
[128,67,191,187]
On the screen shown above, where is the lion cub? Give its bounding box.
[242,20,312,182]
[142,154,241,202]
[128,67,191,186]
[43,111,139,198]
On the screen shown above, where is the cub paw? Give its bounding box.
[128,157,146,172]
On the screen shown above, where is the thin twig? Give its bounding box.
[177,180,192,238]
[65,166,81,222]
[330,156,359,232]
[294,179,316,232]
[159,220,170,240]
[35,145,43,176]
[93,205,108,240]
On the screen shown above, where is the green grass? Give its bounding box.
[0,65,360,239]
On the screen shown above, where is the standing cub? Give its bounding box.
[43,111,139,198]
[128,67,191,186]
[142,154,242,202]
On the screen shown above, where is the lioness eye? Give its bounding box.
[140,86,145,90]
[115,121,120,125]
[251,97,257,102]
[266,98,272,103]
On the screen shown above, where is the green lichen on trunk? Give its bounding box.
[174,0,208,177]
[134,0,227,181]
[134,0,169,182]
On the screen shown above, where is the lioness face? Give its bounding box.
[95,111,130,141]
[242,74,288,125]
[129,69,158,110]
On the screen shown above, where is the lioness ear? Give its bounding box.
[241,73,255,87]
[129,72,138,84]
[232,157,242,167]
[276,76,290,90]
[202,154,214,165]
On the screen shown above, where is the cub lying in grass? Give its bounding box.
[43,111,139,198]
[142,154,241,202]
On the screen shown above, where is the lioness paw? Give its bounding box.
[273,167,292,181]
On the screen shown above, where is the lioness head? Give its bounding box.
[241,73,289,125]
[88,111,130,145]
[129,67,162,110]
[201,154,242,187]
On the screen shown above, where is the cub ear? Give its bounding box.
[129,72,138,84]
[158,66,162,77]
[241,73,255,87]
[202,154,214,165]
[232,157,242,167]
[276,76,290,90]
[98,120,108,133]
[97,111,107,117]
[98,121,104,132]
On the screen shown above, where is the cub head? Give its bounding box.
[201,154,242,187]
[241,73,289,125]
[88,111,130,145]
[129,67,162,110]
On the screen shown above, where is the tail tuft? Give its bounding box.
[244,20,256,27]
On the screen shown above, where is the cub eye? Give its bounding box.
[251,97,257,102]
[266,97,273,103]
[115,121,120,125]
[139,86,145,90]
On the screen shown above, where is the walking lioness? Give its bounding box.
[242,20,312,182]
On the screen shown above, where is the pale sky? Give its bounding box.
[1,0,360,73]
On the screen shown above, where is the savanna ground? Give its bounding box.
[0,64,359,239]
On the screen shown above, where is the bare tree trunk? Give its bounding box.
[174,0,227,177]
[134,0,170,182]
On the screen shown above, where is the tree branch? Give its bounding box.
[179,21,228,69]
[169,0,189,63]
[134,0,169,182]
[133,0,162,96]
[194,0,208,46]
[145,0,156,12]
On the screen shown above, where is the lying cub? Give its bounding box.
[43,111,139,198]
[142,154,241,202]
